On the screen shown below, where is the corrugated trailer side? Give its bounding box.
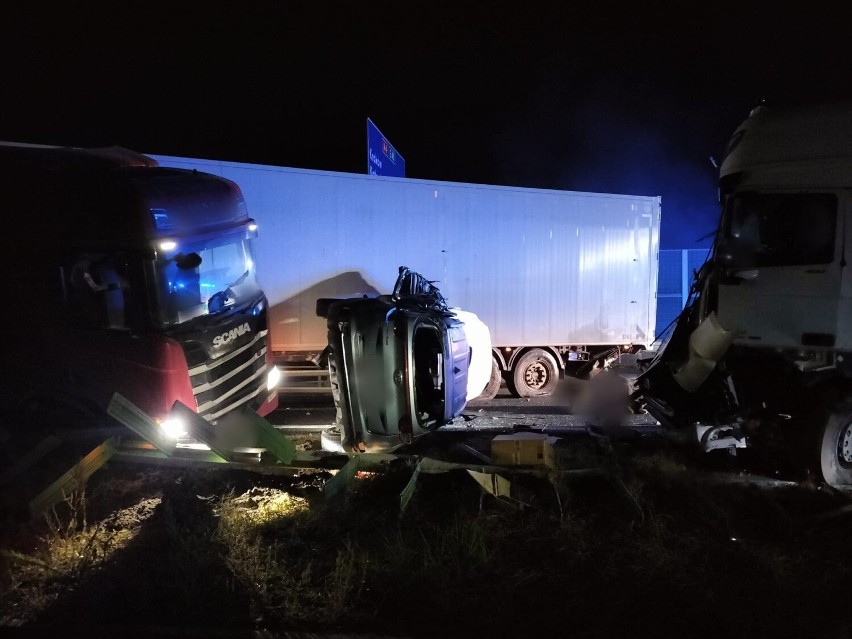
[151,155,660,396]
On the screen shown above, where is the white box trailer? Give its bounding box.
[151,155,661,397]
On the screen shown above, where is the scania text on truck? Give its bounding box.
[0,143,279,438]
[151,154,661,399]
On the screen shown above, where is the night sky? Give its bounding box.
[3,2,851,248]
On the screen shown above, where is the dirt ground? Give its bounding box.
[3,421,852,639]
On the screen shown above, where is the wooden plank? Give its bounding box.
[29,438,117,518]
[107,393,175,455]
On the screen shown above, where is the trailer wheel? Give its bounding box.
[477,358,503,401]
[510,349,559,398]
[819,402,852,487]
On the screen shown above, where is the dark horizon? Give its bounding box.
[3,3,851,249]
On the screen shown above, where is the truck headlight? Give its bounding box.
[160,416,187,439]
[266,365,281,391]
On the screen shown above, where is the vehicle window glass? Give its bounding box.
[724,193,836,267]
[64,254,131,329]
[155,239,261,326]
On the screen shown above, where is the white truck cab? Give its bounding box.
[641,102,852,487]
[716,103,852,373]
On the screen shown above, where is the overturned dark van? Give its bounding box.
[318,267,491,453]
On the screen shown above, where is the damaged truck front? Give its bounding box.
[639,103,852,487]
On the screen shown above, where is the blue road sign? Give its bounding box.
[367,118,405,177]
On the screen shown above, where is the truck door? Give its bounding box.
[716,191,842,350]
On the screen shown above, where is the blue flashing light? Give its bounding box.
[151,208,174,230]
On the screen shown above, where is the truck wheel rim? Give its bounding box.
[524,362,549,390]
[840,422,852,465]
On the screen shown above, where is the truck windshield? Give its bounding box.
[722,192,837,267]
[154,238,261,326]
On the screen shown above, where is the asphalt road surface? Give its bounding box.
[270,382,665,439]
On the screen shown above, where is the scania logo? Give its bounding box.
[213,322,251,347]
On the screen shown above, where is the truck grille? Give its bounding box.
[187,329,269,421]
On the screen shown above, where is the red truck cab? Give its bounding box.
[1,143,278,435]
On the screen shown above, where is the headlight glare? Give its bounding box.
[160,416,187,440]
[266,365,281,391]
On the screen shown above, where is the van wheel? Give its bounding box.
[819,402,852,487]
[477,358,503,400]
[509,349,559,398]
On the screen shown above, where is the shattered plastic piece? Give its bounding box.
[467,469,512,498]
[324,456,361,500]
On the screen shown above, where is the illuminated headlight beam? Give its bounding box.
[159,416,187,439]
[266,365,282,391]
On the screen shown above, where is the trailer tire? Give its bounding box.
[509,349,559,398]
[477,358,503,401]
[819,402,852,487]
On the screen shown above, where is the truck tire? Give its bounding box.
[509,349,559,398]
[819,402,852,487]
[476,358,503,401]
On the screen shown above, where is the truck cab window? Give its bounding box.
[65,254,131,329]
[153,239,261,327]
[723,193,837,267]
